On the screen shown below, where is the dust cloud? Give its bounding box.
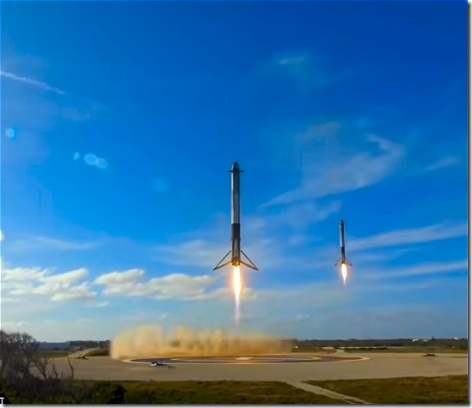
[110,325,293,360]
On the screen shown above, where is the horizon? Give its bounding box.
[1,1,468,342]
[26,336,470,344]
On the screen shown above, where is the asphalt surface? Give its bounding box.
[56,352,468,382]
[130,355,360,364]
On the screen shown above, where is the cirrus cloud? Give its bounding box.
[0,70,66,95]
[349,222,468,252]
[426,156,462,171]
[264,133,405,207]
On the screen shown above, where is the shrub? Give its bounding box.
[86,348,109,357]
[87,382,126,404]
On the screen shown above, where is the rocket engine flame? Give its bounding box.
[233,265,242,323]
[341,263,348,285]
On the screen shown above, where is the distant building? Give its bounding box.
[39,342,71,351]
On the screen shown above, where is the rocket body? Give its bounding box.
[339,220,346,262]
[230,162,241,266]
[336,219,352,266]
[214,162,258,271]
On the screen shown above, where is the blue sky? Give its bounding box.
[1,1,468,341]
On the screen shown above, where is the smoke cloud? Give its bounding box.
[111,325,293,360]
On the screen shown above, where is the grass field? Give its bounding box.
[342,347,468,353]
[38,350,71,358]
[307,375,469,404]
[120,381,345,404]
[85,348,109,357]
[292,348,337,354]
[6,381,346,404]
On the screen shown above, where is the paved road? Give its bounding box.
[287,381,371,404]
[130,355,359,364]
[52,352,468,382]
[68,348,98,359]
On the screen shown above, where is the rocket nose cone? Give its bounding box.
[232,162,239,170]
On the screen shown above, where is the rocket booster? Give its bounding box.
[214,162,258,271]
[339,220,346,260]
[335,220,352,266]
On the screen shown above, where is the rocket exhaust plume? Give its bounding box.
[110,325,293,360]
[341,263,348,285]
[233,266,242,323]
[335,220,352,285]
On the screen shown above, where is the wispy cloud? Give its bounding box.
[155,240,229,269]
[254,281,350,307]
[310,307,467,339]
[119,311,170,322]
[263,133,405,207]
[350,222,467,251]
[267,52,350,92]
[86,301,109,308]
[84,153,109,169]
[154,200,338,272]
[1,297,21,304]
[8,236,101,253]
[298,121,342,143]
[261,201,341,234]
[1,70,66,95]
[278,56,306,66]
[286,234,316,247]
[363,259,468,280]
[350,247,421,264]
[1,321,29,330]
[2,68,113,122]
[426,157,462,171]
[155,234,282,271]
[240,278,449,331]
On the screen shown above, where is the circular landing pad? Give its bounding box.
[131,355,360,364]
